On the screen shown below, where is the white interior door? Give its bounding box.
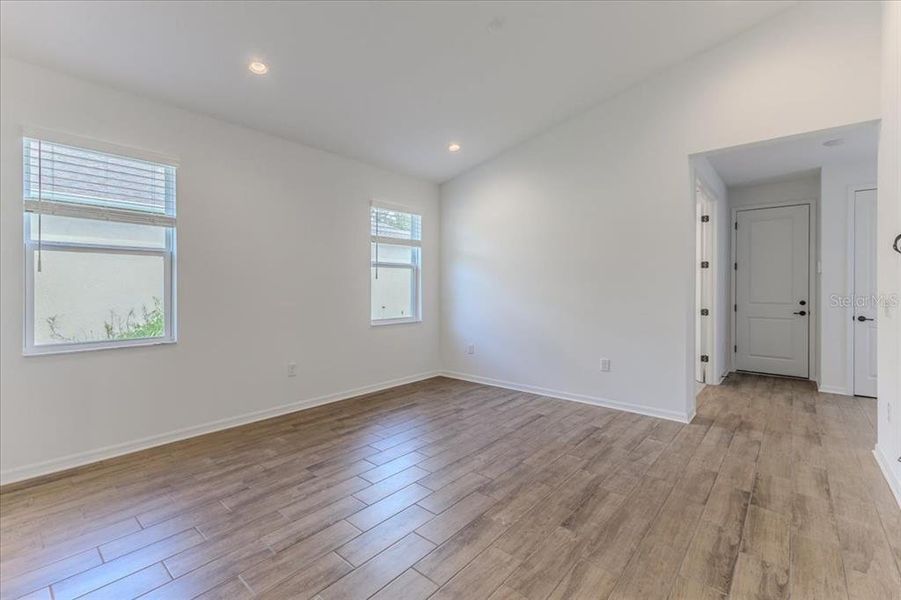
[853,188,877,397]
[696,183,714,383]
[735,205,809,377]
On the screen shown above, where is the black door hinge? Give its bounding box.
[734,222,738,230]
[700,308,709,316]
[734,304,737,312]
[701,215,710,223]
[734,262,737,270]
[734,345,737,352]
[700,355,709,363]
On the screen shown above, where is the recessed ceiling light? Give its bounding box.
[448,143,461,153]
[248,61,269,75]
[823,138,844,147]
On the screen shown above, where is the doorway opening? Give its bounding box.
[690,120,879,396]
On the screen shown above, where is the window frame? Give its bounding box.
[370,205,422,326]
[21,134,178,356]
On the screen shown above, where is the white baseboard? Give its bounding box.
[440,371,693,423]
[817,383,852,396]
[0,370,442,486]
[873,445,901,508]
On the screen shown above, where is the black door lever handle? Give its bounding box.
[793,311,806,316]
[857,315,874,322]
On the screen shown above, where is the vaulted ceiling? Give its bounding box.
[0,1,794,181]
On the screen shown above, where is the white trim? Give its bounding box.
[816,384,852,396]
[24,337,176,357]
[440,371,694,423]
[371,317,422,327]
[369,237,421,248]
[25,239,168,256]
[21,125,179,167]
[873,446,901,508]
[0,370,442,486]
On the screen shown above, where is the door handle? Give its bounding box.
[856,315,874,322]
[793,311,806,316]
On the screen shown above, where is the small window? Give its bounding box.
[371,205,421,324]
[23,137,177,354]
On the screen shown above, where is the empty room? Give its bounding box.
[1,1,900,599]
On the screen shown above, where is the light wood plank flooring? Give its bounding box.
[1,374,899,599]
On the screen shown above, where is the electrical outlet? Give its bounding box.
[287,361,298,377]
[466,344,475,355]
[599,358,611,372]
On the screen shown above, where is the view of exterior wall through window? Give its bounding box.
[370,205,421,324]
[22,135,177,354]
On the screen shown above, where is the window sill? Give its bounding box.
[23,337,176,357]
[371,317,422,327]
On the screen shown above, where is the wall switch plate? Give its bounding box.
[287,361,298,377]
[466,344,475,355]
[599,358,611,372]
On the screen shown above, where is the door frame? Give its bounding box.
[731,200,818,380]
[847,183,877,396]
[695,177,719,384]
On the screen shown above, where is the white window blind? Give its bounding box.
[370,206,422,247]
[23,138,176,227]
[22,136,177,354]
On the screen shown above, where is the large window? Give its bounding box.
[23,136,177,354]
[371,205,421,324]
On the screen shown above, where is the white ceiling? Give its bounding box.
[0,1,794,182]
[705,121,879,186]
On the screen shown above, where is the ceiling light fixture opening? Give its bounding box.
[448,143,461,153]
[248,61,269,75]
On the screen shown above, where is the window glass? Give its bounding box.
[33,250,166,345]
[371,242,414,264]
[23,136,176,353]
[371,266,414,320]
[370,205,421,323]
[370,208,421,241]
[29,214,167,249]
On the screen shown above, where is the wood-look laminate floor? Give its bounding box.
[1,374,899,600]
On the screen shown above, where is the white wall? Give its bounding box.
[876,0,901,503]
[728,173,821,208]
[440,1,881,422]
[0,59,441,483]
[819,161,878,395]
